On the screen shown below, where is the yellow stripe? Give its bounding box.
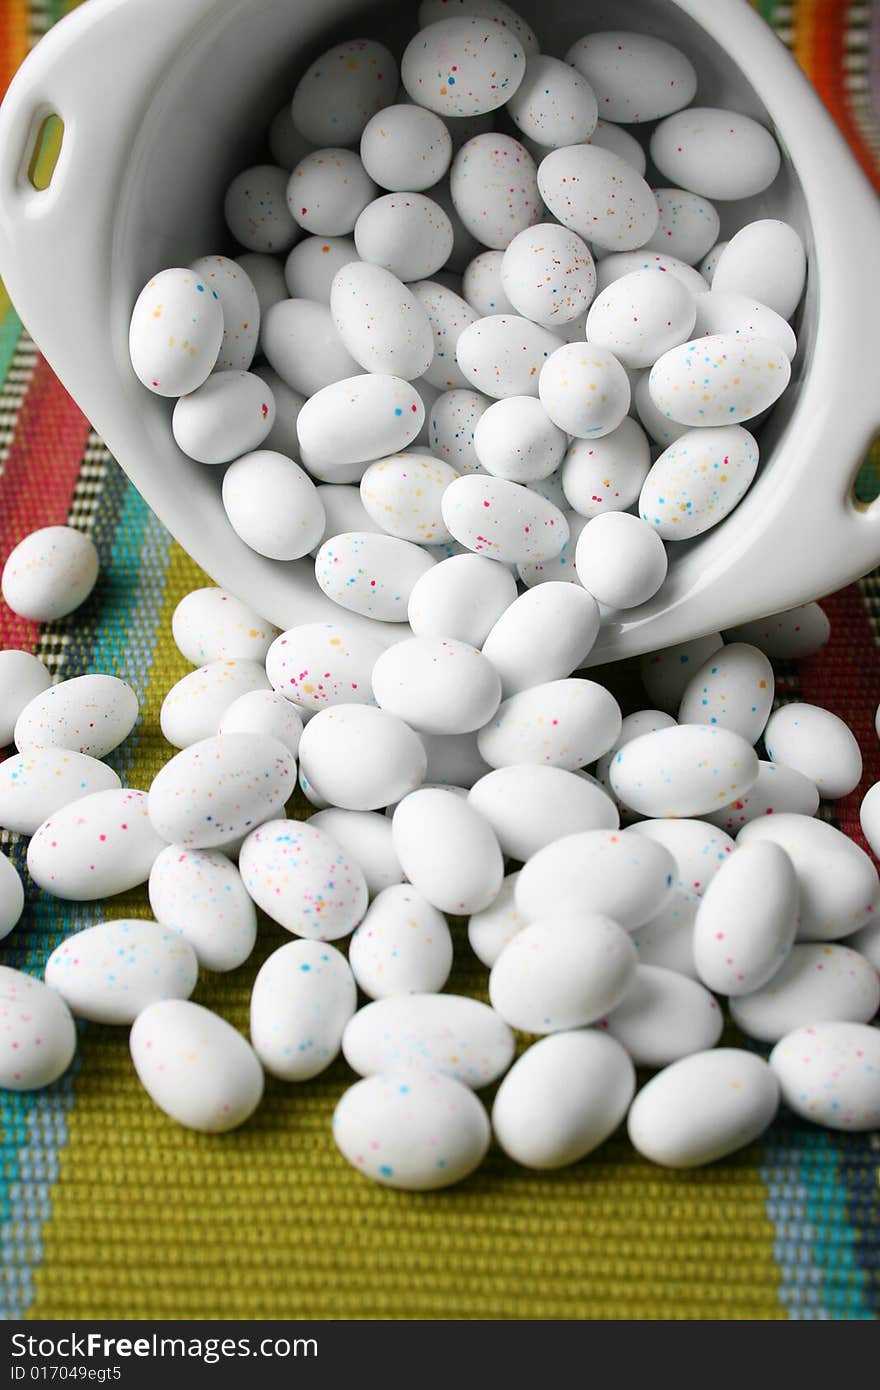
[792,0,816,77]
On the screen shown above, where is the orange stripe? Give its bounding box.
[0,0,29,105]
[794,0,880,192]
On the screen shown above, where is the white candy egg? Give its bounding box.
[770,1022,880,1132]
[261,299,359,396]
[481,581,600,695]
[516,509,585,586]
[225,165,299,252]
[0,968,76,1091]
[360,452,457,544]
[268,101,311,172]
[0,853,24,940]
[712,220,807,321]
[593,708,677,813]
[354,192,453,281]
[190,254,260,371]
[408,552,517,645]
[692,291,797,361]
[283,236,358,304]
[629,819,735,898]
[298,704,427,810]
[500,223,596,328]
[216,689,303,759]
[639,633,724,714]
[149,845,257,972]
[331,262,434,378]
[441,473,569,563]
[266,622,383,710]
[515,827,675,929]
[288,149,377,236]
[467,871,526,966]
[147,733,295,849]
[342,991,514,1086]
[737,813,878,942]
[159,659,270,749]
[314,530,435,621]
[630,892,699,979]
[478,677,621,770]
[610,724,760,818]
[392,786,503,912]
[239,252,289,317]
[2,526,99,622]
[450,133,541,251]
[763,703,863,800]
[627,1048,779,1167]
[730,944,880,1042]
[171,588,279,666]
[253,366,306,457]
[473,396,566,482]
[314,483,382,549]
[128,268,223,396]
[643,188,720,265]
[427,388,490,473]
[291,38,397,146]
[360,104,452,191]
[417,0,539,53]
[723,603,831,659]
[14,674,138,759]
[600,963,722,1065]
[0,650,51,745]
[349,883,453,998]
[860,781,880,858]
[537,145,658,251]
[650,109,781,200]
[172,370,274,465]
[586,270,696,369]
[456,314,562,398]
[703,759,820,835]
[28,788,166,900]
[372,637,501,735]
[249,938,357,1081]
[693,840,798,995]
[469,764,618,860]
[130,999,263,1133]
[45,919,197,1025]
[462,250,515,316]
[333,1071,490,1190]
[538,343,631,438]
[430,179,483,270]
[411,280,477,390]
[490,913,637,1032]
[639,425,760,540]
[589,118,647,174]
[561,417,651,519]
[492,1029,635,1170]
[596,249,709,298]
[0,748,121,836]
[420,730,491,788]
[507,53,598,147]
[699,241,727,284]
[566,30,697,122]
[400,16,527,117]
[678,641,774,744]
[239,817,367,939]
[575,512,667,608]
[222,448,325,561]
[309,808,403,896]
[297,375,424,470]
[649,333,791,427]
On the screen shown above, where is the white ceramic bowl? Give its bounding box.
[1,0,878,661]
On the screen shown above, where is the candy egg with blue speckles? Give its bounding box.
[28,788,167,900]
[360,452,458,544]
[291,38,397,147]
[539,343,631,438]
[14,673,138,759]
[0,748,121,836]
[342,991,514,1086]
[441,473,569,564]
[770,1023,880,1132]
[0,967,76,1091]
[250,938,357,1080]
[45,919,198,1025]
[297,374,425,471]
[538,144,658,252]
[500,223,596,329]
[639,424,759,540]
[629,819,735,898]
[609,724,760,818]
[401,16,527,118]
[149,845,257,972]
[171,588,279,666]
[644,188,720,265]
[265,622,383,710]
[147,733,295,849]
[129,267,224,396]
[314,530,436,621]
[449,133,541,251]
[678,641,774,744]
[648,332,790,427]
[190,254,260,371]
[239,818,368,939]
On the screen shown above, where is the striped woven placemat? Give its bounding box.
[0,0,878,1321]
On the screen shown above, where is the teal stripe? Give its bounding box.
[0,304,22,388]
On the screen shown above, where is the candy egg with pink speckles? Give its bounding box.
[314,531,436,621]
[172,371,275,465]
[348,883,453,999]
[693,840,798,996]
[539,343,631,438]
[401,16,527,118]
[537,144,658,251]
[342,991,514,1086]
[291,39,398,147]
[455,315,562,399]
[478,678,621,772]
[561,417,651,519]
[45,919,198,1025]
[678,641,774,744]
[190,254,261,370]
[730,944,880,1042]
[770,1022,880,1132]
[648,333,791,427]
[225,165,300,252]
[500,223,596,329]
[265,622,383,710]
[287,150,377,237]
[702,760,820,835]
[27,788,167,900]
[441,473,569,564]
[449,133,541,251]
[129,268,224,396]
[149,845,258,972]
[239,818,368,940]
[296,375,425,471]
[639,425,760,540]
[0,967,76,1091]
[650,108,781,200]
[147,733,295,849]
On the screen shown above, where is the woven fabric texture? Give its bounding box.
[1,0,879,1321]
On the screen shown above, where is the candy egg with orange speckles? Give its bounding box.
[401,16,527,118]
[129,267,224,396]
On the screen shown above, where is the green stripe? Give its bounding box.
[0,301,22,387]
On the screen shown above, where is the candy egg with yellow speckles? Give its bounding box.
[239,818,368,939]
[129,267,223,396]
[449,132,542,251]
[678,641,774,744]
[359,451,458,543]
[401,16,527,118]
[291,39,398,148]
[648,333,790,427]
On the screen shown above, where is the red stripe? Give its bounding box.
[0,356,91,649]
[808,0,880,194]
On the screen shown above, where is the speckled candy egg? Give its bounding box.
[400,16,526,118]
[490,913,637,1032]
[360,104,452,191]
[298,704,427,810]
[629,819,735,898]
[763,702,863,800]
[417,0,539,53]
[467,871,526,966]
[291,39,397,146]
[261,299,359,397]
[2,526,99,622]
[171,588,279,666]
[574,512,667,608]
[392,787,503,913]
[561,418,651,519]
[596,250,709,298]
[130,999,263,1133]
[0,650,51,744]
[473,396,566,482]
[537,145,658,252]
[265,622,382,710]
[250,938,357,1081]
[159,659,270,749]
[239,818,367,939]
[217,690,303,760]
[723,603,830,659]
[0,853,24,940]
[28,788,166,900]
[649,333,790,427]
[515,827,675,930]
[149,845,257,972]
[411,281,477,391]
[860,782,880,859]
[737,813,878,942]
[586,270,696,369]
[309,808,403,896]
[349,884,453,999]
[455,314,561,398]
[360,452,457,544]
[428,388,491,472]
[481,581,600,695]
[600,963,722,1065]
[462,250,515,316]
[770,1022,880,1132]
[222,450,325,561]
[630,892,699,979]
[128,268,223,396]
[700,242,727,284]
[239,252,289,317]
[730,944,880,1043]
[331,262,433,379]
[589,119,647,174]
[0,967,76,1091]
[441,474,569,563]
[334,1071,490,1190]
[538,343,631,438]
[703,760,820,835]
[610,724,760,818]
[627,1048,778,1167]
[314,531,435,621]
[711,220,806,321]
[500,224,596,329]
[372,637,501,735]
[288,149,377,237]
[635,371,690,447]
[678,641,774,744]
[639,633,724,714]
[593,708,677,815]
[492,1029,634,1170]
[650,109,781,200]
[297,375,424,471]
[13,673,136,761]
[172,370,274,466]
[342,991,514,1086]
[0,748,121,836]
[283,236,358,304]
[449,133,541,251]
[225,165,299,252]
[478,677,621,771]
[644,188,720,265]
[693,840,798,996]
[407,552,516,645]
[692,292,797,361]
[45,919,197,1025]
[639,425,760,540]
[354,193,453,281]
[566,31,696,123]
[507,53,598,148]
[147,733,295,849]
[190,254,260,370]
